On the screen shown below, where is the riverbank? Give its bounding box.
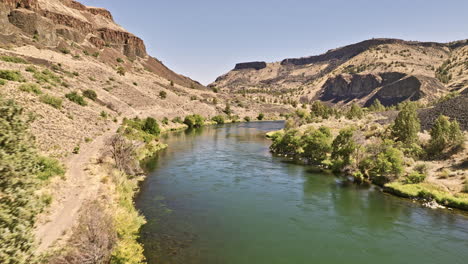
[266,105,468,212]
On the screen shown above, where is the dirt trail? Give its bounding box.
[35,125,117,252]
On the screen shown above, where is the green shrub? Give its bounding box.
[116,66,126,76]
[301,126,333,165]
[346,103,364,119]
[0,79,5,85]
[0,55,28,64]
[368,99,386,112]
[116,58,124,63]
[162,117,169,125]
[101,111,108,118]
[0,98,49,262]
[19,83,42,94]
[390,103,420,144]
[244,116,251,122]
[40,94,62,109]
[33,69,61,85]
[66,92,87,106]
[310,101,333,119]
[360,142,404,186]
[212,115,225,124]
[25,66,37,73]
[36,156,65,181]
[159,91,167,99]
[83,89,97,101]
[184,114,205,128]
[427,115,464,157]
[331,127,357,171]
[142,117,160,136]
[257,113,265,120]
[0,70,25,82]
[172,116,183,124]
[223,103,232,115]
[73,146,80,154]
[270,129,302,156]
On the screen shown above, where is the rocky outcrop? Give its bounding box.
[97,28,146,58]
[234,61,267,70]
[320,72,445,106]
[0,0,147,58]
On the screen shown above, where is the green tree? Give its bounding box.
[331,128,357,171]
[269,129,303,156]
[142,117,160,136]
[368,99,385,112]
[310,101,332,119]
[360,142,404,185]
[390,103,420,144]
[211,115,225,124]
[301,126,333,165]
[346,103,364,119]
[427,115,464,157]
[184,114,205,128]
[257,113,265,120]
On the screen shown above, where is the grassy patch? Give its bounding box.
[0,70,26,82]
[385,182,468,210]
[0,55,28,64]
[33,69,61,85]
[18,83,42,94]
[36,156,65,181]
[40,94,63,109]
[0,79,5,86]
[83,89,97,101]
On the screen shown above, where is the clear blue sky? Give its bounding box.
[81,0,468,84]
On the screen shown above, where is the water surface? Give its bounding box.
[136,122,468,264]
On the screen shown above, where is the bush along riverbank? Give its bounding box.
[268,101,468,211]
[0,98,65,264]
[44,117,168,264]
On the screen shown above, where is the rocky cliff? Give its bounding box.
[211,38,468,107]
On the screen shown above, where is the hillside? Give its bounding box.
[211,38,468,107]
[0,0,290,262]
[0,0,288,158]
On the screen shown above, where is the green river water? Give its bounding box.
[136,121,468,264]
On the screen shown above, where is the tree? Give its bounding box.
[368,99,385,112]
[390,103,420,144]
[223,103,232,115]
[257,113,265,120]
[108,134,139,176]
[360,141,404,185]
[331,128,357,171]
[270,129,302,156]
[310,101,332,119]
[301,126,333,165]
[184,114,205,128]
[142,117,160,136]
[211,115,225,124]
[346,103,364,119]
[427,115,464,157]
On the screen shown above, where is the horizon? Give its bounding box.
[80,0,468,85]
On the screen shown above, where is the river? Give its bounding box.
[136,121,468,264]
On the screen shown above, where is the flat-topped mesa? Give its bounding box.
[234,61,267,71]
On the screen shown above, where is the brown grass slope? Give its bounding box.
[211,38,468,107]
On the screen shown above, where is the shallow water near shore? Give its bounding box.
[136,121,468,264]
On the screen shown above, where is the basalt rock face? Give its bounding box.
[320,72,446,106]
[234,61,267,71]
[0,0,147,58]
